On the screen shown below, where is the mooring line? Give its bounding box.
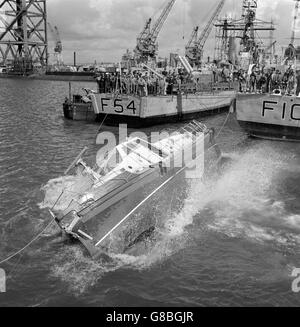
[215,101,234,139]
[0,188,65,266]
[96,113,108,136]
[0,218,56,266]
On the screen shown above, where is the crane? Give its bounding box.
[134,0,176,63]
[291,0,300,46]
[185,0,225,67]
[283,0,300,62]
[48,23,63,66]
[185,26,199,55]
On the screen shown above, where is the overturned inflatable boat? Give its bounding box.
[44,121,222,257]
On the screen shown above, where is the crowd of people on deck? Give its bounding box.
[95,70,190,96]
[95,66,234,97]
[236,65,300,96]
[94,63,300,97]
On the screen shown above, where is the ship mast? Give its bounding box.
[214,0,275,65]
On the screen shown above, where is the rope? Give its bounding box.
[215,100,234,139]
[96,113,108,136]
[0,217,56,266]
[215,110,232,139]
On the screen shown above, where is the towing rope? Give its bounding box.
[0,218,56,266]
[0,189,65,266]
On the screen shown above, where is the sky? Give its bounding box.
[47,0,296,65]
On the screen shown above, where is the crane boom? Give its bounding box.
[186,0,225,66]
[196,0,225,48]
[47,22,55,38]
[48,22,63,66]
[137,18,152,43]
[291,0,300,45]
[54,26,62,53]
[134,0,176,62]
[150,0,176,41]
[186,26,199,49]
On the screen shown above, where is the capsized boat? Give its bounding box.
[43,121,222,257]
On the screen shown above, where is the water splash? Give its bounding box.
[203,144,300,249]
[50,142,300,293]
[49,182,196,294]
[39,174,93,212]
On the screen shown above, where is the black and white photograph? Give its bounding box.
[0,0,300,312]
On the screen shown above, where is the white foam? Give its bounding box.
[50,143,300,293]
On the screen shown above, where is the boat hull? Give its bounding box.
[55,130,221,257]
[63,92,235,127]
[63,101,95,121]
[235,93,300,141]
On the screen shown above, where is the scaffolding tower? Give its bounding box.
[214,0,275,66]
[0,0,48,74]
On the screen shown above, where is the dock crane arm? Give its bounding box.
[291,0,300,46]
[281,0,300,63]
[54,26,62,52]
[136,18,152,46]
[149,0,176,41]
[135,0,176,60]
[48,23,62,53]
[186,0,225,65]
[196,0,225,49]
[186,26,199,49]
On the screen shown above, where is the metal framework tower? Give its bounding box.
[214,0,275,65]
[0,0,48,73]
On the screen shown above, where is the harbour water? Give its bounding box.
[1,78,300,306]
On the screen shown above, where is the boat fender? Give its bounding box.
[229,98,236,114]
[209,128,216,143]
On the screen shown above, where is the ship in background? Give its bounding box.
[63,0,237,127]
[232,0,300,141]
